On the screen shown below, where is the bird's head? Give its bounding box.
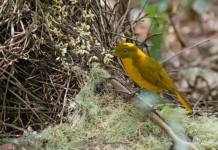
[112,43,139,59]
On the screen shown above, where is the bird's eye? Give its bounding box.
[124,50,127,53]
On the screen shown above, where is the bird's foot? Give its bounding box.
[125,89,142,102]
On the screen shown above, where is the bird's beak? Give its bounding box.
[109,50,115,55]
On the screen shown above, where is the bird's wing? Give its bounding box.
[135,57,174,91]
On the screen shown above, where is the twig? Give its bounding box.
[36,0,53,41]
[60,73,71,124]
[140,33,162,46]
[109,2,119,25]
[108,78,131,95]
[95,0,105,33]
[1,64,11,122]
[0,0,9,15]
[0,121,25,132]
[161,39,210,64]
[116,0,131,34]
[111,32,138,42]
[0,68,44,103]
[168,13,186,47]
[149,112,198,150]
[8,89,43,123]
[135,0,148,21]
[193,95,204,110]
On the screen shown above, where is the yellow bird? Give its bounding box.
[113,43,192,113]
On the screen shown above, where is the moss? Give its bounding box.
[42,106,172,150]
[72,63,110,124]
[29,65,218,150]
[38,65,172,150]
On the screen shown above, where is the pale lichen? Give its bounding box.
[104,53,114,64]
[70,0,78,5]
[82,10,95,20]
[45,0,113,65]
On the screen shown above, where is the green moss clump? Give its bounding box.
[40,64,172,150]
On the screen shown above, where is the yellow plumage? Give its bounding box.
[113,43,192,113]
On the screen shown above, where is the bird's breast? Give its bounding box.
[121,58,162,92]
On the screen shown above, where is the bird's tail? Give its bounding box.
[175,90,192,113]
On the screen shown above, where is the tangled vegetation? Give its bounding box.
[0,0,123,135]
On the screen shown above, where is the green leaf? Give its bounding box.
[146,4,156,16]
[150,35,163,62]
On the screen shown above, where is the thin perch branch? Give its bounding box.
[161,39,210,64]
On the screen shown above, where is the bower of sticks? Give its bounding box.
[1,0,218,149]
